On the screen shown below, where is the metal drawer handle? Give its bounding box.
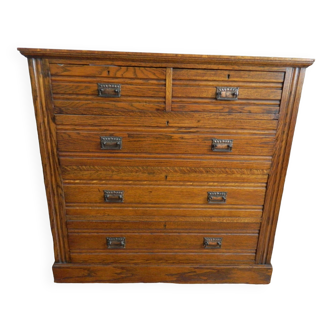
[100,136,122,150]
[98,83,121,97]
[207,191,227,204]
[104,190,124,203]
[216,87,239,100]
[211,139,233,152]
[203,237,222,249]
[106,237,126,249]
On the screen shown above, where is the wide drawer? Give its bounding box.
[68,232,258,252]
[64,183,266,206]
[60,156,271,183]
[57,130,275,156]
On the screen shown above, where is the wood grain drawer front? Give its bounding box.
[50,64,166,113]
[57,130,275,157]
[172,68,284,113]
[60,157,271,183]
[64,183,266,206]
[68,233,258,252]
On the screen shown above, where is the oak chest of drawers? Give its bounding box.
[19,48,314,283]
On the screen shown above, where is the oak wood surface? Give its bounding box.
[54,113,279,128]
[18,47,314,67]
[57,130,275,156]
[69,252,256,265]
[53,263,273,283]
[19,47,313,283]
[60,158,270,183]
[28,58,69,263]
[66,220,261,231]
[68,232,258,251]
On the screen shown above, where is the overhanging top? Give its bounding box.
[18,47,315,68]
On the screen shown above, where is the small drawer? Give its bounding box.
[50,64,166,114]
[68,232,258,252]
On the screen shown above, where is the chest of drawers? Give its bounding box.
[19,48,314,283]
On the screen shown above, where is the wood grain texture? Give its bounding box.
[256,68,308,264]
[27,58,69,263]
[69,252,256,265]
[20,48,314,283]
[52,82,165,97]
[18,48,314,67]
[68,232,258,251]
[63,182,266,206]
[173,86,282,100]
[165,67,172,111]
[57,130,276,156]
[173,68,285,82]
[50,64,166,79]
[53,263,273,283]
[55,113,279,128]
[66,220,261,231]
[65,205,263,218]
[60,157,270,183]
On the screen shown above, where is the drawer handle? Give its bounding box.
[104,190,124,203]
[100,136,122,150]
[203,237,222,249]
[207,191,227,204]
[106,237,126,249]
[97,83,121,97]
[211,139,233,152]
[216,87,239,100]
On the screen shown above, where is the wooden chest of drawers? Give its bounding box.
[19,48,314,283]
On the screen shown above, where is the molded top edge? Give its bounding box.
[18,48,315,67]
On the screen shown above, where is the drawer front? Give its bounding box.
[60,157,271,183]
[50,64,166,113]
[68,232,258,251]
[64,183,266,206]
[172,68,284,113]
[57,130,275,156]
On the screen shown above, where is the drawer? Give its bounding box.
[64,183,266,206]
[68,232,258,252]
[57,130,275,157]
[60,156,271,183]
[50,63,166,112]
[172,68,284,113]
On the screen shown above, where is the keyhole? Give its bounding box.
[107,70,110,75]
[166,121,169,126]
[165,175,168,180]
[227,74,231,79]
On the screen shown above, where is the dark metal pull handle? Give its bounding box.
[106,237,126,249]
[100,136,122,150]
[203,237,222,249]
[98,83,121,97]
[104,190,124,203]
[216,87,239,100]
[207,192,227,204]
[211,139,233,152]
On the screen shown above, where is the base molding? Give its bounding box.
[53,263,272,284]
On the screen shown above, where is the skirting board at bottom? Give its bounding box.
[53,263,272,284]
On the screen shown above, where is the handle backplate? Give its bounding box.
[203,237,222,249]
[106,237,126,249]
[98,83,121,98]
[207,191,227,204]
[104,190,124,203]
[216,87,239,100]
[211,139,233,152]
[100,136,122,150]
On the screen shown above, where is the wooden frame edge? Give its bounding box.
[53,263,272,284]
[28,58,69,263]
